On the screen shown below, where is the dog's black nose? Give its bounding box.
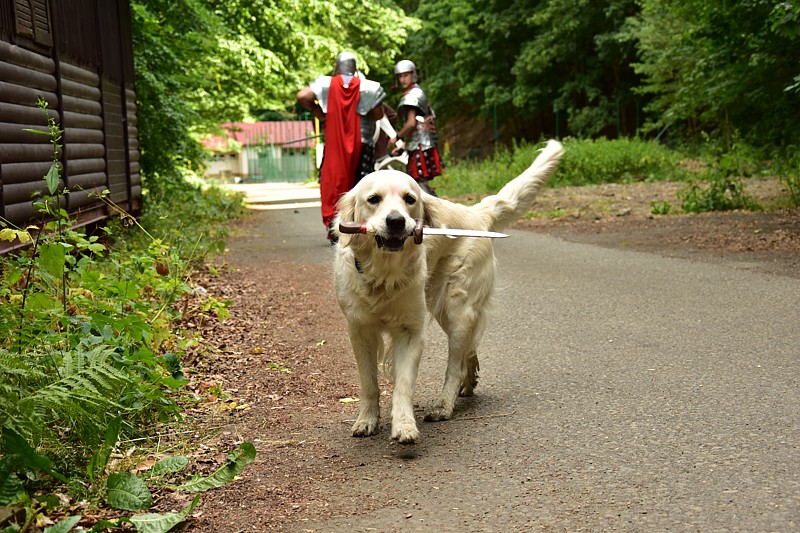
[386,212,406,233]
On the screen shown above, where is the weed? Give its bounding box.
[650,200,673,215]
[680,138,761,213]
[268,362,292,374]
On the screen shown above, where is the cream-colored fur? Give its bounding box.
[332,140,564,443]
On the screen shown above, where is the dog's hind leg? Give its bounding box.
[425,311,486,422]
[349,326,382,437]
[389,326,423,444]
[459,351,480,397]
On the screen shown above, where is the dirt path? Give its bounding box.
[175,179,799,530]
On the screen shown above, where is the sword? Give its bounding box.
[339,220,509,244]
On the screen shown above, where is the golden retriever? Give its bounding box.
[332,140,563,443]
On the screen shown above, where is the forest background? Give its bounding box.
[133,0,800,187]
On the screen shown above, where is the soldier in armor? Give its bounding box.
[389,59,443,196]
[297,52,387,243]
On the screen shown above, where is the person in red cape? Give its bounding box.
[297,52,386,244]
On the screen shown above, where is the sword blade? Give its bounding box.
[422,227,509,238]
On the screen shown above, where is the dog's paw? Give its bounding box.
[391,421,419,444]
[424,401,454,422]
[351,416,379,437]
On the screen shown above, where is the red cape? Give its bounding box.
[320,75,361,229]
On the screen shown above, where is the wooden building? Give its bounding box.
[0,0,140,251]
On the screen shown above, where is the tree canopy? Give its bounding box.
[131,0,418,185]
[405,0,800,147]
[131,0,800,187]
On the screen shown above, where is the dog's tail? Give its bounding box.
[477,139,563,232]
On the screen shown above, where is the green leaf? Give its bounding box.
[106,472,152,511]
[129,494,200,533]
[45,163,60,195]
[88,417,122,481]
[146,456,189,479]
[43,515,82,533]
[0,458,29,506]
[25,292,59,311]
[2,426,67,483]
[39,243,66,279]
[177,442,256,493]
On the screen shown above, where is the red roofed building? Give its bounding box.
[202,119,318,183]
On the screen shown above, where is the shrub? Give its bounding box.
[553,137,688,186]
[435,137,690,198]
[680,138,761,213]
[0,101,243,504]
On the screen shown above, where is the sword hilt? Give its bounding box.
[339,220,426,246]
[339,221,368,234]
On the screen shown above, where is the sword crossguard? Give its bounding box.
[414,219,424,244]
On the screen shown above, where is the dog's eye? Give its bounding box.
[367,194,381,205]
[404,194,417,206]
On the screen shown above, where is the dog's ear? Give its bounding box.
[422,194,441,228]
[334,189,357,248]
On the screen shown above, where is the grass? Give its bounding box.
[433,136,799,213]
[434,137,690,199]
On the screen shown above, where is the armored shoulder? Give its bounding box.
[308,75,332,112]
[398,85,429,114]
[357,79,386,116]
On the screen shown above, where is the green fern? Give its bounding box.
[0,344,133,455]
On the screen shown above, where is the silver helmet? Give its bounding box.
[394,59,417,81]
[335,52,357,76]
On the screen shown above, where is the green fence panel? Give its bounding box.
[244,116,316,183]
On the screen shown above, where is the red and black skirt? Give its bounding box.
[406,147,444,181]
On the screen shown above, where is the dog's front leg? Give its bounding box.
[390,327,423,444]
[349,324,382,437]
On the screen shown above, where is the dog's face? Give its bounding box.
[336,170,425,253]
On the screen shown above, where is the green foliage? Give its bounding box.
[627,0,800,147]
[0,100,246,530]
[1,425,245,532]
[679,135,762,213]
[679,175,759,213]
[131,0,419,186]
[436,138,688,198]
[553,137,687,186]
[177,442,257,493]
[407,0,641,137]
[0,345,133,454]
[650,200,673,215]
[782,166,800,206]
[128,495,200,533]
[107,472,153,511]
[401,0,800,154]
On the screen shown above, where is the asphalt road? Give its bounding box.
[233,185,799,532]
